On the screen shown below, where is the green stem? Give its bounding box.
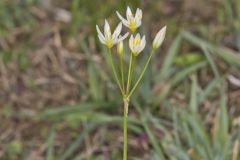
[131,56,136,82]
[119,55,125,94]
[126,53,133,94]
[109,49,124,95]
[128,49,155,98]
[123,97,129,160]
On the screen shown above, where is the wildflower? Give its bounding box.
[152,26,167,49]
[116,6,142,33]
[96,6,167,160]
[129,33,146,56]
[117,40,124,56]
[96,20,128,48]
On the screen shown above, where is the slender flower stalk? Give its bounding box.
[108,49,124,95]
[126,52,133,94]
[128,49,155,98]
[96,6,166,160]
[120,56,125,94]
[123,97,129,160]
[118,40,125,94]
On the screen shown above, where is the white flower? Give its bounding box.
[116,6,142,33]
[129,33,146,56]
[96,20,129,48]
[152,26,166,49]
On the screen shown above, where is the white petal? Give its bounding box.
[118,32,129,42]
[126,6,133,20]
[141,35,146,43]
[153,26,166,48]
[112,22,122,40]
[135,33,140,40]
[96,25,105,42]
[112,37,118,45]
[153,36,158,46]
[136,20,141,28]
[98,35,105,44]
[116,11,129,27]
[135,8,142,20]
[139,35,146,52]
[129,35,134,52]
[104,19,111,38]
[134,45,139,54]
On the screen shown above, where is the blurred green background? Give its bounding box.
[0,0,240,159]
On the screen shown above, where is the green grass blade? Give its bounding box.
[37,102,113,120]
[217,85,229,147]
[153,61,207,106]
[133,100,166,160]
[188,114,213,160]
[199,77,221,104]
[157,34,182,80]
[80,39,103,101]
[170,62,207,88]
[189,75,198,112]
[47,128,55,160]
[181,31,240,67]
[169,145,191,160]
[201,46,220,78]
[60,123,96,160]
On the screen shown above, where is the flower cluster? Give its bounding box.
[96,6,166,100]
[96,6,166,56]
[96,7,166,159]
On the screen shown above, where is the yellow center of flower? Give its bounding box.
[131,37,141,56]
[105,38,113,48]
[132,37,141,47]
[129,21,136,33]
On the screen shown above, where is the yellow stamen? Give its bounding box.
[135,38,140,45]
[106,39,113,48]
[129,21,136,33]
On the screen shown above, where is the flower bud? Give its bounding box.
[117,40,124,56]
[152,26,166,49]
